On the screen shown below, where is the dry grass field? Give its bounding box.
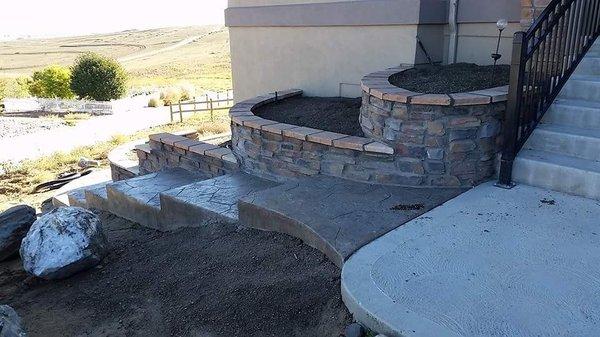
[0,25,231,92]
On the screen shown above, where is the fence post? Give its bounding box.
[178,100,183,123]
[169,103,173,123]
[497,31,526,189]
[210,99,214,122]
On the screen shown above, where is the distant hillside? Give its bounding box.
[0,26,231,91]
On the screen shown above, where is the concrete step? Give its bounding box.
[513,149,600,200]
[66,189,87,208]
[525,124,600,161]
[559,75,600,102]
[574,56,600,76]
[55,181,109,208]
[51,169,112,207]
[545,98,600,130]
[106,168,208,230]
[159,173,280,230]
[238,176,465,267]
[84,185,109,211]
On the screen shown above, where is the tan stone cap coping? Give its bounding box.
[229,89,395,155]
[361,66,509,106]
[147,133,238,164]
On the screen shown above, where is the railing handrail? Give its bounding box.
[498,0,600,187]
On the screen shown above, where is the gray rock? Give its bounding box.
[0,305,26,337]
[20,207,108,280]
[344,322,365,337]
[0,205,36,262]
[78,157,100,169]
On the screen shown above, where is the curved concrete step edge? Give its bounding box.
[237,197,344,268]
[341,250,463,337]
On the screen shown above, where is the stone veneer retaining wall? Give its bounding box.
[360,67,508,186]
[110,131,198,181]
[136,133,239,177]
[230,90,404,184]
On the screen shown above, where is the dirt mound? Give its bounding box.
[1,212,352,337]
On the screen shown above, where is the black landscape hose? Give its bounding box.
[32,169,92,193]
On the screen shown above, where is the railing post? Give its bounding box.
[497,31,527,188]
[210,99,214,122]
[178,100,183,123]
[169,103,173,123]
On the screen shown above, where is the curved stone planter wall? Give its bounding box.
[230,90,400,184]
[360,67,508,186]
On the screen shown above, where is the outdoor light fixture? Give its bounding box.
[492,19,508,65]
[491,19,508,81]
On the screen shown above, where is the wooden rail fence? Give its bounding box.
[169,89,233,123]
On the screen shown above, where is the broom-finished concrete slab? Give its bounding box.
[238,176,465,267]
[342,181,600,337]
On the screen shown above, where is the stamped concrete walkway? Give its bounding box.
[239,176,465,267]
[342,181,600,337]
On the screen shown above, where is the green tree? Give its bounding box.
[0,77,31,100]
[28,65,74,99]
[70,53,128,101]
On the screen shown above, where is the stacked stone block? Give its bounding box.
[360,67,508,186]
[135,133,239,178]
[230,90,399,185]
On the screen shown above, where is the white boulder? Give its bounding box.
[20,207,108,280]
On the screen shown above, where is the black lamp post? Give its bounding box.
[492,19,508,82]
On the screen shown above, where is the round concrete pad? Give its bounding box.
[342,182,600,337]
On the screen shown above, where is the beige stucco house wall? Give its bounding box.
[226,0,522,101]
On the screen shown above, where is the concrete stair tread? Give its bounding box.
[545,98,600,130]
[536,123,600,139]
[570,74,600,82]
[526,124,600,161]
[238,176,465,267]
[553,97,600,109]
[84,184,109,211]
[517,149,600,174]
[159,172,280,228]
[514,149,600,200]
[56,181,108,208]
[107,168,208,209]
[106,168,209,229]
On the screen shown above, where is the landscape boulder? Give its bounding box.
[0,305,27,337]
[20,207,108,280]
[0,205,36,262]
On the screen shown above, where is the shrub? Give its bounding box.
[178,83,196,101]
[70,53,128,101]
[148,97,164,107]
[28,65,74,99]
[159,87,182,106]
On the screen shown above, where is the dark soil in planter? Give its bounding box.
[253,96,364,137]
[389,63,510,94]
[1,212,352,337]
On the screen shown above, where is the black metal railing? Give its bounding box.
[497,0,600,187]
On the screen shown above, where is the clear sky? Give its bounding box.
[0,0,228,39]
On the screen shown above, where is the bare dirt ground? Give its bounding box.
[0,212,352,337]
[254,96,363,137]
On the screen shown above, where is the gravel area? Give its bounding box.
[0,117,65,139]
[253,96,363,137]
[389,63,510,94]
[0,212,352,337]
